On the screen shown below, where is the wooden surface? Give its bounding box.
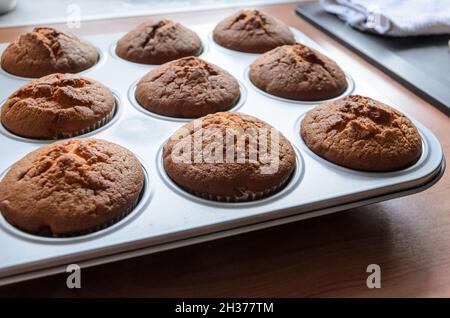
[0,2,449,297]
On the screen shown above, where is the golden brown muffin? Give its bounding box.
[0,139,145,236]
[1,73,115,139]
[1,27,98,78]
[300,95,423,171]
[163,112,296,201]
[135,56,240,118]
[116,19,202,64]
[249,43,347,101]
[213,9,295,53]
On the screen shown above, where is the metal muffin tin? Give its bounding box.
[0,24,445,286]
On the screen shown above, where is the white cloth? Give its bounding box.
[320,0,450,36]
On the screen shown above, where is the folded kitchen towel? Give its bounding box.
[320,0,450,36]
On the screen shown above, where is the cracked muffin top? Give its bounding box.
[213,9,295,53]
[249,43,347,101]
[1,73,115,139]
[163,112,296,201]
[1,27,98,78]
[301,95,422,171]
[116,19,202,64]
[135,56,240,118]
[0,139,145,236]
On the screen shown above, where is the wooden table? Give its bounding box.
[0,2,449,297]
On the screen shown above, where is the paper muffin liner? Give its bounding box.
[47,193,141,238]
[184,172,293,203]
[57,105,116,139]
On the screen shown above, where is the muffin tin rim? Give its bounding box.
[155,138,305,208]
[0,153,154,244]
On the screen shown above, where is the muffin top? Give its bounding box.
[163,112,296,200]
[301,95,423,171]
[1,27,98,78]
[213,9,295,53]
[249,43,347,101]
[1,73,115,139]
[135,56,240,118]
[116,19,202,64]
[0,139,144,236]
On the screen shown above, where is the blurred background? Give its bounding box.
[0,0,297,27]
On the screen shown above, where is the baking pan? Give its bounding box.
[0,24,445,286]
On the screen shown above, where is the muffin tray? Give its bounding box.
[0,24,445,285]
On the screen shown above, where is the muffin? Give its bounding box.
[116,19,202,64]
[1,27,98,78]
[300,95,422,171]
[135,56,240,118]
[213,9,295,53]
[1,73,116,139]
[249,43,347,101]
[0,139,145,236]
[163,112,296,201]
